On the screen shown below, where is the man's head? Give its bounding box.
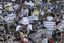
[41,27,47,33]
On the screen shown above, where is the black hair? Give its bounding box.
[56,21,60,25]
[10,25,16,29]
[0,24,4,26]
[42,27,47,29]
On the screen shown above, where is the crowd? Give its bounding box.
[0,0,64,43]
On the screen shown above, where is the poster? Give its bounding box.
[28,16,33,23]
[33,16,38,20]
[21,17,29,25]
[44,21,56,28]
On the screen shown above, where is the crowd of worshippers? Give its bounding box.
[0,0,64,43]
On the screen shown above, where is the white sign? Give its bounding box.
[28,16,33,23]
[5,13,16,23]
[0,10,2,14]
[44,21,56,28]
[33,16,38,20]
[21,17,29,25]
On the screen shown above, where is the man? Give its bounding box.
[29,27,47,41]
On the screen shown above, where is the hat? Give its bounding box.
[20,32,23,35]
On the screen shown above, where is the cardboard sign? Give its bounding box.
[44,21,56,28]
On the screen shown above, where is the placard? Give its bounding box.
[28,16,33,23]
[21,17,29,25]
[44,21,56,28]
[6,13,16,23]
[33,16,38,20]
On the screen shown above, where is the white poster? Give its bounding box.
[33,16,38,20]
[44,21,56,28]
[5,13,16,23]
[7,13,16,21]
[27,24,32,30]
[21,17,29,25]
[28,16,33,23]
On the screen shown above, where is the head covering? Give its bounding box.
[20,32,23,35]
